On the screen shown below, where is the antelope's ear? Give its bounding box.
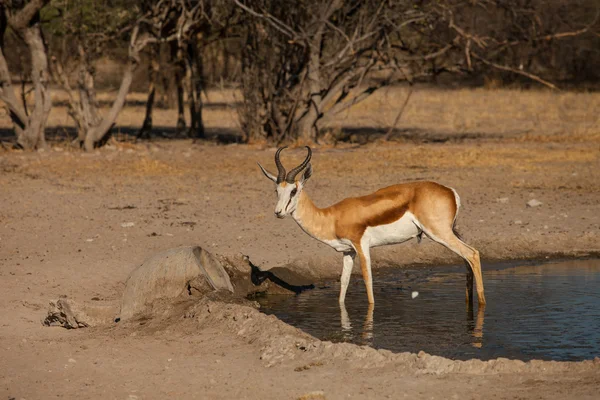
[258,162,277,183]
[300,163,312,184]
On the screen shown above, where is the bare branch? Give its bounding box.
[470,52,559,90]
[233,0,298,39]
[465,39,472,70]
[537,10,599,41]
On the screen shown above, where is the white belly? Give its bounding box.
[322,237,354,252]
[364,212,420,247]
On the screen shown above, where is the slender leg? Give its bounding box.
[339,251,355,304]
[339,252,355,332]
[355,239,375,305]
[462,243,485,305]
[422,228,486,305]
[469,247,486,305]
[466,264,474,305]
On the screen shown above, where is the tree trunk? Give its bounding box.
[138,45,160,140]
[295,104,320,143]
[0,10,51,150]
[83,59,136,151]
[186,37,204,139]
[295,1,343,143]
[18,26,51,149]
[0,23,29,144]
[172,42,186,134]
[160,42,177,109]
[297,36,323,143]
[76,57,102,143]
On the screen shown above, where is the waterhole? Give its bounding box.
[257,259,600,361]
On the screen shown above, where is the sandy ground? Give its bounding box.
[1,87,600,399]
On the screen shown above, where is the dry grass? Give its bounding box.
[327,86,600,142]
[313,144,598,175]
[4,86,598,185]
[2,86,599,146]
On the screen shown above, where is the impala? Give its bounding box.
[258,146,486,308]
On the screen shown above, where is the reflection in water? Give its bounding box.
[342,301,485,348]
[468,305,485,349]
[257,259,600,361]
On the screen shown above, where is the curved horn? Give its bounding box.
[275,146,287,183]
[286,146,312,183]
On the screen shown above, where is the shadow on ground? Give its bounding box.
[0,126,244,146]
[338,126,509,144]
[1,124,532,149]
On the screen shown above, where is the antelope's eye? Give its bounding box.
[290,188,298,197]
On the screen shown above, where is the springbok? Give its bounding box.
[258,146,486,308]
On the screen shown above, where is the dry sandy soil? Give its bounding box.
[1,87,600,399]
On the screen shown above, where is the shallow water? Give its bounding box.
[257,259,600,361]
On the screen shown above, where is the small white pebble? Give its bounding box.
[526,199,543,208]
[121,222,135,228]
[411,291,419,299]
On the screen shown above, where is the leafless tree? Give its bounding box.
[436,0,599,88]
[137,0,236,141]
[235,0,599,144]
[51,0,210,150]
[0,0,52,150]
[234,0,467,143]
[137,41,187,139]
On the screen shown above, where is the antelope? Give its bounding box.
[258,146,486,308]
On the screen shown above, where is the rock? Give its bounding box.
[411,291,419,299]
[120,222,135,228]
[526,199,543,207]
[119,246,234,320]
[43,299,88,329]
[514,220,522,225]
[43,299,115,329]
[496,197,509,204]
